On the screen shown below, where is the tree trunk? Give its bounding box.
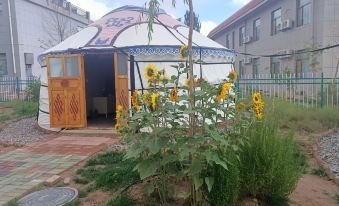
[188,0,195,137]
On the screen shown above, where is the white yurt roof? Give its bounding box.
[40,5,234,62]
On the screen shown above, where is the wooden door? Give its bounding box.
[114,52,129,110]
[47,55,87,128]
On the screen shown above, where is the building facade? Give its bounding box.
[209,0,339,78]
[0,0,90,78]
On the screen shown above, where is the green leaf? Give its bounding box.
[143,183,155,195]
[205,150,228,170]
[193,176,203,191]
[189,159,203,176]
[204,177,215,192]
[137,159,159,179]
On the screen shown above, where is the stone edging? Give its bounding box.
[312,129,339,186]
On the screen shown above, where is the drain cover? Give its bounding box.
[18,187,78,206]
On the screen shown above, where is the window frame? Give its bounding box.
[253,18,261,41]
[252,58,260,78]
[297,0,311,27]
[239,26,245,46]
[270,57,280,77]
[0,53,8,76]
[271,8,282,35]
[47,55,81,79]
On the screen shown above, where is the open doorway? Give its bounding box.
[84,54,116,129]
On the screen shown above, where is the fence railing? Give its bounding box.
[0,76,37,102]
[237,73,339,108]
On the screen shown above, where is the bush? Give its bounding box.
[206,152,240,206]
[239,119,305,204]
[26,78,40,102]
[105,193,136,206]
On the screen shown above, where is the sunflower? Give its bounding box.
[236,102,246,110]
[142,91,150,106]
[159,69,168,83]
[255,106,264,120]
[131,89,139,111]
[116,104,123,119]
[252,92,262,105]
[228,69,238,82]
[169,86,178,102]
[144,64,158,81]
[115,123,121,130]
[151,92,159,111]
[179,45,189,60]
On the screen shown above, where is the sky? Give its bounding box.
[68,0,251,36]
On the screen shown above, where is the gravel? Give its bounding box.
[318,132,339,176]
[0,117,51,146]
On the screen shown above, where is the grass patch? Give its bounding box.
[264,98,339,134]
[76,151,139,191]
[311,167,326,177]
[336,194,339,203]
[0,100,38,122]
[6,200,18,206]
[105,193,137,206]
[64,198,80,206]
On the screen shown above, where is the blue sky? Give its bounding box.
[68,0,250,35]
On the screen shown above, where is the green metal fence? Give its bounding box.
[237,73,339,108]
[0,76,36,102]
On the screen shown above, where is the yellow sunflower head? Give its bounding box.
[255,107,264,120]
[179,45,189,60]
[117,105,123,112]
[114,123,121,130]
[252,92,262,105]
[151,92,159,111]
[159,69,168,83]
[142,91,150,106]
[131,89,139,111]
[169,86,178,102]
[228,69,238,82]
[144,64,158,81]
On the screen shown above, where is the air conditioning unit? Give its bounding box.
[278,49,294,58]
[282,19,293,31]
[243,35,252,44]
[243,57,252,64]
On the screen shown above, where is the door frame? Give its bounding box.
[46,54,87,128]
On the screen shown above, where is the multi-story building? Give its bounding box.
[0,0,90,78]
[209,0,339,78]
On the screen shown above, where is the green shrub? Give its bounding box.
[239,119,305,204]
[206,152,240,206]
[311,167,326,177]
[26,78,40,102]
[105,193,136,206]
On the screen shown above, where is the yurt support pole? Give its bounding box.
[130,55,136,92]
[136,62,145,93]
[199,48,202,79]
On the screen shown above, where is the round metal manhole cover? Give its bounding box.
[18,187,78,206]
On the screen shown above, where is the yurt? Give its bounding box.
[37,5,235,131]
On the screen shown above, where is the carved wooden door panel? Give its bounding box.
[114,52,129,110]
[47,55,87,128]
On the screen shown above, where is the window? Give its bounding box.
[226,34,230,48]
[270,57,280,76]
[0,1,3,13]
[239,26,245,46]
[65,57,79,77]
[49,58,63,77]
[297,0,311,26]
[253,58,260,78]
[271,8,282,35]
[239,60,244,78]
[0,53,7,76]
[253,18,261,41]
[296,54,309,76]
[25,64,33,77]
[118,54,128,75]
[232,31,235,49]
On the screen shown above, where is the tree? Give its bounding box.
[184,10,201,32]
[40,2,77,49]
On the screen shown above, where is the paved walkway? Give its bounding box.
[0,135,117,205]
